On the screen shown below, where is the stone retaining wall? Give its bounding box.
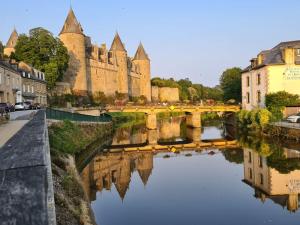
[0,110,56,225]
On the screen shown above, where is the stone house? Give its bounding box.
[18,62,47,105]
[242,41,300,110]
[0,61,22,104]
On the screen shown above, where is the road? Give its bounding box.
[9,110,38,120]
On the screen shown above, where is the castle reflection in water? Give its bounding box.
[81,152,153,201]
[80,117,300,213]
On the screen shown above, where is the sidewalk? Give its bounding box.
[0,120,29,148]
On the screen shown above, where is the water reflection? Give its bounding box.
[243,144,300,212]
[80,119,300,225]
[81,152,153,201]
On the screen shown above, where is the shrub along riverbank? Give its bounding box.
[49,120,113,225]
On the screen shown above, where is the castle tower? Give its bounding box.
[4,28,18,57]
[110,33,129,95]
[59,8,88,95]
[133,43,151,101]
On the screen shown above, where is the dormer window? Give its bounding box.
[297,49,300,56]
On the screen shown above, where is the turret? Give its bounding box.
[59,8,88,95]
[133,43,151,101]
[4,28,18,57]
[110,32,129,95]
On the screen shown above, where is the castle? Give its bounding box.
[58,8,151,100]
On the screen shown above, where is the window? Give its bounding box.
[28,73,31,78]
[259,156,263,168]
[23,85,26,92]
[27,85,30,93]
[248,151,252,163]
[257,91,261,103]
[297,49,300,56]
[247,92,250,104]
[31,86,34,93]
[249,168,253,179]
[247,76,250,87]
[257,74,261,85]
[260,173,264,185]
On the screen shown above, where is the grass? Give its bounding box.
[107,112,146,128]
[49,120,112,155]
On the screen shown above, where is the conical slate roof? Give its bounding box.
[6,28,18,48]
[110,32,126,52]
[134,43,149,60]
[115,180,130,200]
[138,169,152,186]
[60,8,83,35]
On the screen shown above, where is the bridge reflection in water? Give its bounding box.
[109,117,238,152]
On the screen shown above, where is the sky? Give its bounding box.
[1,0,300,87]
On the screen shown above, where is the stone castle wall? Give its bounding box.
[151,86,179,102]
[60,33,87,95]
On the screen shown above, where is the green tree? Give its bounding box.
[13,27,69,89]
[265,91,300,121]
[0,41,3,59]
[220,67,242,102]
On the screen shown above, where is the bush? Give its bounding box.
[237,108,272,131]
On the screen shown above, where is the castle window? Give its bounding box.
[247,92,250,104]
[246,76,250,87]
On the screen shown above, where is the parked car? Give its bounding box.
[14,102,25,111]
[23,101,33,110]
[32,103,41,110]
[286,113,300,123]
[0,103,15,112]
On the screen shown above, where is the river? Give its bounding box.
[79,117,300,225]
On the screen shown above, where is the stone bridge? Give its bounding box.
[106,105,240,129]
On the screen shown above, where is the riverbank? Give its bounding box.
[264,123,300,142]
[49,120,113,225]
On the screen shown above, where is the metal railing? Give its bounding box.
[46,108,112,123]
[272,121,300,130]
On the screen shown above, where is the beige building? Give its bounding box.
[242,41,300,110]
[243,148,300,212]
[0,61,22,104]
[19,62,47,105]
[58,8,151,100]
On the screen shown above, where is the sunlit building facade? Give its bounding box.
[242,41,300,110]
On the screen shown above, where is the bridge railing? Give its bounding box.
[46,108,112,123]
